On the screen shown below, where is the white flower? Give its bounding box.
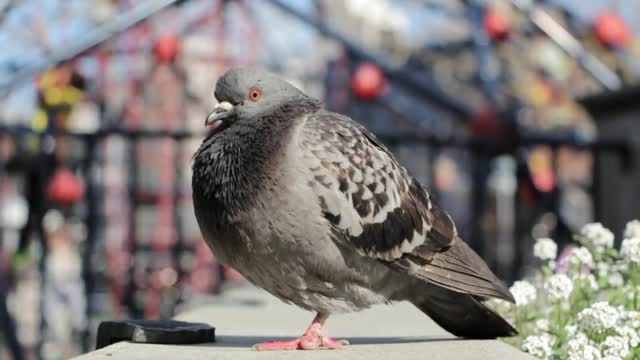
[567,333,602,360]
[596,262,610,277]
[580,222,615,251]
[601,336,629,358]
[522,333,556,360]
[627,311,640,328]
[570,332,589,343]
[616,325,639,348]
[567,246,594,268]
[577,302,620,335]
[618,309,640,329]
[533,238,557,261]
[566,324,578,336]
[544,274,574,301]
[510,281,537,306]
[601,356,624,360]
[534,319,550,333]
[624,219,640,239]
[573,273,599,291]
[620,237,640,264]
[607,272,624,287]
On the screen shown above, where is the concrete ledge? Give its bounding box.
[74,287,534,360]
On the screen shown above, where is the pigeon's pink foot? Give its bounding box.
[321,336,349,349]
[253,335,348,351]
[254,338,309,351]
[253,313,349,351]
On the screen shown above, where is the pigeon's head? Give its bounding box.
[206,67,316,131]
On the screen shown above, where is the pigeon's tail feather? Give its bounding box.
[411,285,517,339]
[418,236,515,302]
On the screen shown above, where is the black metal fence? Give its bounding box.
[0,125,634,358]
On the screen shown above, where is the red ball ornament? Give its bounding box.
[470,106,508,138]
[593,10,630,47]
[48,167,85,205]
[484,8,510,41]
[153,34,180,62]
[532,169,555,193]
[351,63,387,100]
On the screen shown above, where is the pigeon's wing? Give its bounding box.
[302,111,513,302]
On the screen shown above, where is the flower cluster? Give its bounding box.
[608,272,624,287]
[534,238,558,261]
[601,335,630,359]
[566,246,595,268]
[494,220,640,360]
[522,333,556,360]
[510,281,537,306]
[566,333,601,360]
[579,222,615,252]
[624,220,640,239]
[577,302,619,336]
[616,324,639,348]
[620,237,640,265]
[544,274,573,301]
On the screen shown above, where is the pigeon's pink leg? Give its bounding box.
[254,313,349,351]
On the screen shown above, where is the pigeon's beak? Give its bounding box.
[206,101,234,129]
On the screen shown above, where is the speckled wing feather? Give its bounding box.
[302,111,513,302]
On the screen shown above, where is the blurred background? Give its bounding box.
[0,0,639,358]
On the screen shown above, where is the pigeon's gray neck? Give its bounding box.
[192,98,321,223]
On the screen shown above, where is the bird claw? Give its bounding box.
[321,336,349,349]
[253,335,349,351]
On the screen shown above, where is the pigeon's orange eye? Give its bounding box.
[249,88,262,101]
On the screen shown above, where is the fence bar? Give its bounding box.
[0,126,632,166]
[125,137,142,318]
[81,138,99,351]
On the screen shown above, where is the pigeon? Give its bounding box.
[192,67,516,350]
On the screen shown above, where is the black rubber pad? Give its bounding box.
[96,320,215,349]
